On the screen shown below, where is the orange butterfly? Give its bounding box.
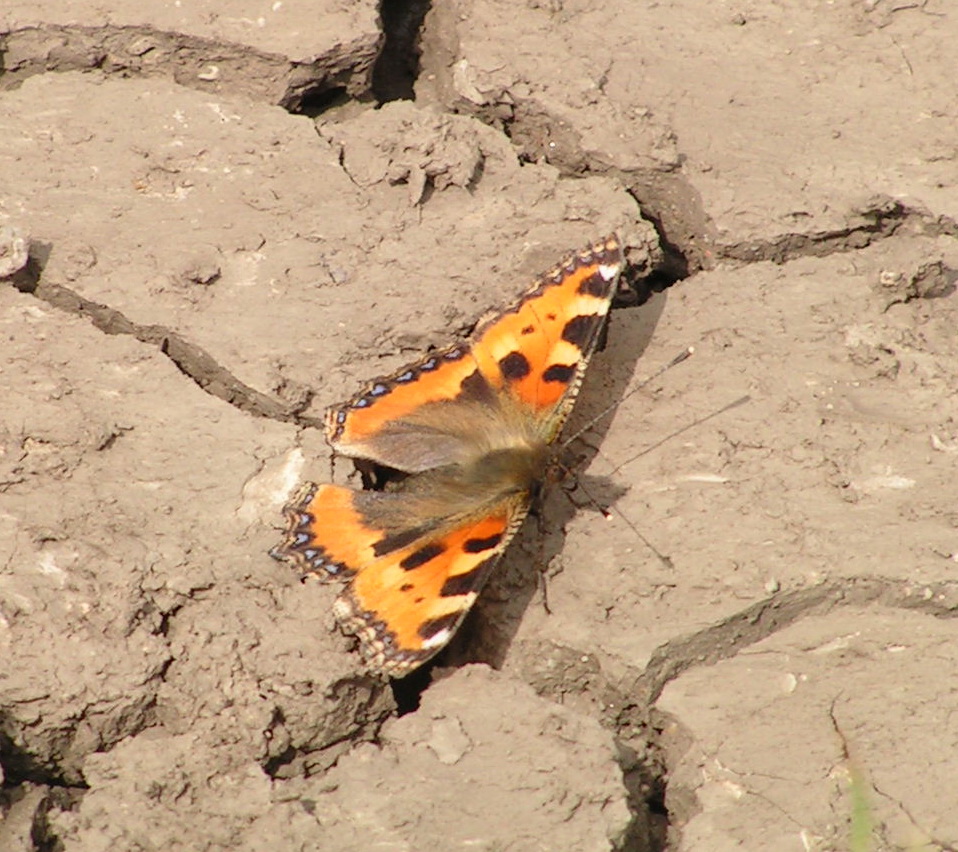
[272,235,626,676]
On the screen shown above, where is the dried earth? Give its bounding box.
[1,1,957,850]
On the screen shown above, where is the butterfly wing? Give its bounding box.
[324,235,625,470]
[469,234,625,441]
[324,342,491,472]
[273,482,528,676]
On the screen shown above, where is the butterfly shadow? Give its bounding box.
[437,283,672,675]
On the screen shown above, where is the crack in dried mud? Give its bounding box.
[0,23,375,110]
[717,198,958,265]
[5,13,957,848]
[830,690,958,852]
[620,575,958,712]
[7,271,320,426]
[717,197,909,264]
[592,575,958,849]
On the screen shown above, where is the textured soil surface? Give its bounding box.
[2,2,958,851]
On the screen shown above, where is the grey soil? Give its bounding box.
[2,1,957,850]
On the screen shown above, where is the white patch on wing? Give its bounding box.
[421,627,453,650]
[599,262,621,281]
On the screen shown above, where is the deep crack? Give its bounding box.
[629,575,958,710]
[7,270,319,427]
[596,575,958,851]
[0,23,377,112]
[372,0,431,103]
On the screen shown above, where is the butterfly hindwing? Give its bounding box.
[274,482,527,675]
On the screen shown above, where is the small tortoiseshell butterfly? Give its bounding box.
[272,235,626,676]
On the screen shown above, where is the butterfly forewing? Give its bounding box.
[470,236,624,440]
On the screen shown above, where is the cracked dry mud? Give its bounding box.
[2,2,958,851]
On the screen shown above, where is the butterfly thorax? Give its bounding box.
[459,442,549,498]
[391,397,550,516]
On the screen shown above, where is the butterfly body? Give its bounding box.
[273,235,625,676]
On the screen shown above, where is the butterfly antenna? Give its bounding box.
[558,393,752,568]
[558,460,675,570]
[562,346,695,451]
[559,347,749,570]
[606,394,751,476]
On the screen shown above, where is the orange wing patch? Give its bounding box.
[275,483,525,676]
[337,510,519,675]
[325,342,477,458]
[274,483,384,578]
[272,234,626,677]
[471,237,622,432]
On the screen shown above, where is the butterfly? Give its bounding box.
[271,235,626,677]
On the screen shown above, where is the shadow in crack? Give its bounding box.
[372,0,432,103]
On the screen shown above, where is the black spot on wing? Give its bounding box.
[464,532,503,553]
[578,269,614,298]
[499,351,531,380]
[372,527,422,557]
[439,556,498,597]
[561,314,597,349]
[370,516,441,556]
[418,610,462,641]
[400,542,446,571]
[543,363,576,383]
